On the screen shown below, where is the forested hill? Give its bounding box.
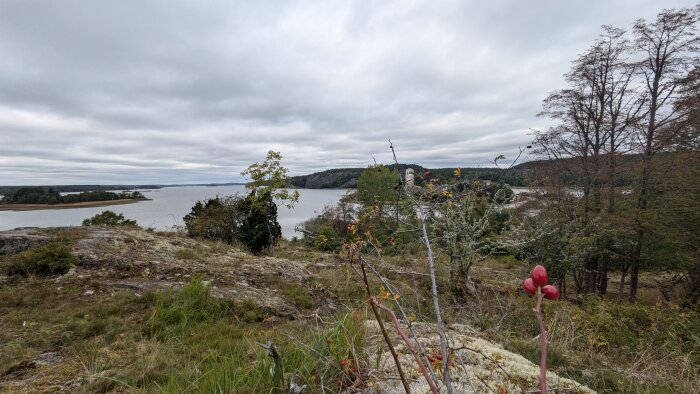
[290,152,698,189]
[290,164,527,188]
[511,151,698,187]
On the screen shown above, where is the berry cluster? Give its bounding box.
[523,265,560,300]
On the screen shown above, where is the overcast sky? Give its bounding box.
[0,0,697,185]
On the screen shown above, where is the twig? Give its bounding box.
[359,253,441,387]
[371,296,439,394]
[258,341,284,389]
[359,260,412,394]
[385,268,432,277]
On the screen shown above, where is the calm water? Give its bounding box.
[0,186,348,239]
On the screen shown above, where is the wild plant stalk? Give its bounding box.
[372,297,439,394]
[359,259,412,393]
[389,140,455,394]
[419,208,454,393]
[534,288,548,394]
[358,252,441,387]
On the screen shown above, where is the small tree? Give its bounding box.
[238,191,282,255]
[241,150,299,209]
[241,151,299,255]
[356,165,400,207]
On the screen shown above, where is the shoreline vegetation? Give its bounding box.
[0,198,148,211]
[0,187,150,211]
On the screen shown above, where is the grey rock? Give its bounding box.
[0,228,51,255]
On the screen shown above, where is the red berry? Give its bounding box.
[531,265,548,287]
[436,354,443,361]
[523,278,537,294]
[427,355,436,363]
[424,171,432,177]
[542,285,560,300]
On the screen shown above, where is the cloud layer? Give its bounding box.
[0,0,695,184]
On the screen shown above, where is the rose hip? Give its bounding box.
[542,285,560,300]
[531,265,549,287]
[523,277,537,294]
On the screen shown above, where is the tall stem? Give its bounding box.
[361,263,412,394]
[373,297,439,394]
[420,208,454,393]
[534,289,548,394]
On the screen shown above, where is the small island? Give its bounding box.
[0,187,149,211]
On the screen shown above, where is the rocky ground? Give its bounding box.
[0,226,595,393]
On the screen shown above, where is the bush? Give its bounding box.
[2,242,76,276]
[299,203,355,251]
[82,210,138,226]
[183,197,242,243]
[237,191,282,255]
[314,226,343,252]
[183,192,281,255]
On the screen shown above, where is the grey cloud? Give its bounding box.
[0,0,696,185]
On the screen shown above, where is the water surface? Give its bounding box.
[0,186,347,239]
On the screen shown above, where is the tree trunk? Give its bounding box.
[630,156,652,303]
[573,269,584,294]
[629,262,640,304]
[618,265,628,302]
[583,257,598,293]
[558,276,566,297]
[607,153,616,213]
[597,259,609,296]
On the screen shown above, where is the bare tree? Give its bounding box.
[628,7,699,303]
[535,25,642,295]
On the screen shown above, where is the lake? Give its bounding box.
[0,186,348,239]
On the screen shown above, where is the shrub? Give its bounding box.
[2,242,76,276]
[183,192,281,255]
[183,197,242,243]
[299,203,355,251]
[82,210,138,226]
[314,226,342,252]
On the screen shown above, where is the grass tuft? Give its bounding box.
[1,242,76,277]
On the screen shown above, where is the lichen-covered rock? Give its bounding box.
[67,227,335,318]
[362,320,596,394]
[0,228,51,255]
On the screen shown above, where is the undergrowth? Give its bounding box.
[145,279,367,393]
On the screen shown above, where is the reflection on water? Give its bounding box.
[0,186,347,239]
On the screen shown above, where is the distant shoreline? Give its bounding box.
[0,199,148,211]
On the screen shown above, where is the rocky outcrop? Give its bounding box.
[363,320,596,393]
[0,228,50,255]
[68,227,337,317]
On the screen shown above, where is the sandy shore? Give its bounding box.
[0,199,148,211]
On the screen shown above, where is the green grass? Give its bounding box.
[144,279,366,393]
[145,278,237,339]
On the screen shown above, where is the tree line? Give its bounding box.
[527,6,699,303]
[1,187,145,205]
